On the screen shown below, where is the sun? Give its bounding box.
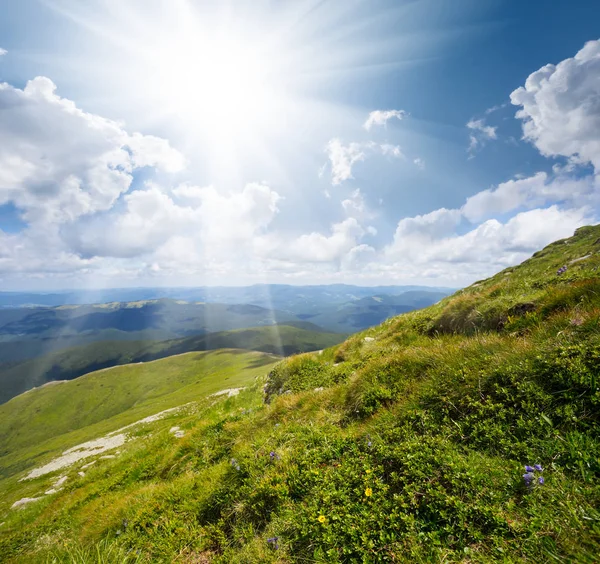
[47,0,383,183]
[150,31,281,135]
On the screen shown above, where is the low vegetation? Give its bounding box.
[0,225,599,562]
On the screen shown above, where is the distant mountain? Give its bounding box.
[0,283,454,310]
[0,291,450,364]
[296,291,449,333]
[0,299,300,363]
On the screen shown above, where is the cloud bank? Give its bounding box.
[1,39,599,289]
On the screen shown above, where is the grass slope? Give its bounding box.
[1,225,599,562]
[0,324,345,404]
[0,350,279,482]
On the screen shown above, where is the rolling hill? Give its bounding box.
[0,324,346,404]
[0,225,598,562]
[0,349,280,481]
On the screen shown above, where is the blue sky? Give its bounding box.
[0,0,599,290]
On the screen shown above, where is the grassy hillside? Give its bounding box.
[0,324,345,404]
[0,350,279,481]
[0,225,599,562]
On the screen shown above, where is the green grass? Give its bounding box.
[0,324,345,404]
[0,225,599,562]
[0,350,279,482]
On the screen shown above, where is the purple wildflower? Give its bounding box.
[267,536,279,549]
[534,464,543,472]
[269,451,280,460]
[525,465,535,473]
[557,266,567,275]
[538,477,545,485]
[523,472,535,485]
[230,458,241,471]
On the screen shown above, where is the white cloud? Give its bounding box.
[467,118,497,155]
[341,189,366,216]
[382,204,591,283]
[379,144,404,158]
[341,244,377,270]
[511,39,600,172]
[0,77,185,225]
[326,138,367,185]
[462,172,599,222]
[389,208,463,259]
[484,103,507,115]
[341,188,377,223]
[325,140,404,185]
[364,109,407,130]
[70,185,196,258]
[428,207,589,266]
[71,182,281,260]
[413,157,425,170]
[0,48,7,57]
[287,218,367,262]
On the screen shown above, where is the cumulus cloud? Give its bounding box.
[0,48,7,56]
[511,39,600,172]
[325,138,367,185]
[413,158,425,170]
[71,182,281,260]
[285,218,367,263]
[389,208,463,258]
[467,118,497,155]
[0,77,185,225]
[462,172,599,222]
[383,204,591,282]
[364,109,407,130]
[325,140,403,185]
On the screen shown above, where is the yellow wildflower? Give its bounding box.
[365,487,373,497]
[317,515,326,523]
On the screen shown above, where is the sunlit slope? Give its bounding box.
[0,349,279,480]
[0,324,345,404]
[0,225,599,563]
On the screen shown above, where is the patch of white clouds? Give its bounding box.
[325,138,368,185]
[70,181,281,264]
[386,204,590,270]
[2,38,600,289]
[462,172,599,223]
[283,217,366,263]
[467,118,497,156]
[0,48,7,57]
[510,39,600,172]
[379,144,404,158]
[0,77,185,227]
[325,140,404,185]
[364,109,407,130]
